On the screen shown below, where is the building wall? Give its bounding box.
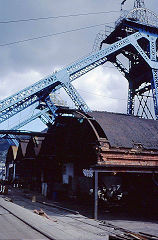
[7,110,158,203]
[0,163,5,180]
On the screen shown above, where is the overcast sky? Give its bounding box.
[0,0,157,130]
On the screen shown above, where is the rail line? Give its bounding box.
[0,198,54,240]
[7,195,158,240]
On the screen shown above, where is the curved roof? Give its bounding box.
[89,111,158,150]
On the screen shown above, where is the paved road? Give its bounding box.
[0,206,48,240]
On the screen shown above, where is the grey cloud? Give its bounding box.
[0,0,157,120]
[0,0,120,73]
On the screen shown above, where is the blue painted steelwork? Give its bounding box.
[100,4,158,119]
[134,0,145,8]
[62,82,90,112]
[0,106,52,145]
[7,135,19,146]
[0,0,158,134]
[9,106,52,130]
[0,31,142,125]
[151,69,158,118]
[45,96,58,117]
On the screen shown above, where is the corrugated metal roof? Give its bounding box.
[88,111,158,150]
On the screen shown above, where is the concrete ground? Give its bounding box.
[0,189,109,240]
[1,187,158,239]
[0,206,49,240]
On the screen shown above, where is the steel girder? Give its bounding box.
[131,34,158,119]
[0,106,53,145]
[62,82,90,112]
[45,95,58,117]
[127,81,135,115]
[0,95,39,124]
[6,135,19,146]
[39,113,53,125]
[151,69,158,119]
[0,31,142,124]
[103,28,158,119]
[0,26,158,123]
[111,57,129,77]
[13,107,53,130]
[136,91,154,119]
[134,0,145,8]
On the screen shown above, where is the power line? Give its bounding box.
[0,22,114,47]
[0,11,120,24]
[103,66,116,69]
[76,88,127,101]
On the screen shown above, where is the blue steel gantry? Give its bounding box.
[99,0,158,119]
[0,0,158,145]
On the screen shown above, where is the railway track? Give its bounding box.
[0,203,50,239]
[0,202,55,240]
[5,195,158,240]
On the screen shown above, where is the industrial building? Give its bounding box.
[1,0,158,225]
[5,108,158,214]
[0,162,5,180]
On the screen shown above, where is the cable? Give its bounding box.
[76,88,127,101]
[103,66,116,69]
[0,11,120,24]
[0,22,114,47]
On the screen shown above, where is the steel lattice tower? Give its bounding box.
[100,0,158,119]
[134,0,145,8]
[1,0,158,146]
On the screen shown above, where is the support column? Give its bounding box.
[149,37,158,119]
[149,37,156,61]
[45,95,58,116]
[94,170,98,220]
[13,163,16,181]
[151,69,158,119]
[127,81,135,115]
[62,82,90,112]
